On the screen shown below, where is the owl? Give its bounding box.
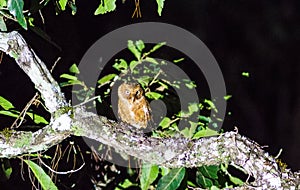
[117,82,152,129]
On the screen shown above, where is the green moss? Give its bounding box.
[0,128,15,142]
[54,106,74,119]
[13,133,32,148]
[71,125,84,136]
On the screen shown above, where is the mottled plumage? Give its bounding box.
[118,82,151,129]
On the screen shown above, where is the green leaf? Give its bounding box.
[180,121,197,138]
[0,0,7,7]
[204,99,217,112]
[242,72,250,77]
[7,0,27,29]
[224,95,232,101]
[58,0,67,10]
[113,59,128,71]
[198,115,212,123]
[198,165,219,180]
[229,174,244,186]
[149,42,166,53]
[145,91,163,100]
[1,159,12,180]
[129,60,139,72]
[188,103,199,114]
[144,57,159,65]
[0,16,7,31]
[0,110,19,118]
[26,112,49,124]
[128,40,141,60]
[24,160,58,190]
[59,80,82,87]
[173,58,185,63]
[140,163,159,190]
[97,73,116,86]
[94,0,116,15]
[156,0,165,16]
[135,40,145,52]
[160,166,170,176]
[196,170,213,188]
[60,73,77,80]
[0,96,15,110]
[68,0,77,15]
[159,117,171,129]
[193,127,219,139]
[185,81,196,89]
[69,64,80,74]
[157,167,185,190]
[118,179,134,188]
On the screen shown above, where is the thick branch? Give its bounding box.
[0,31,68,113]
[0,31,299,189]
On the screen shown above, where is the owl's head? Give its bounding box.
[118,82,144,102]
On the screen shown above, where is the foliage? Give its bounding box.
[0,96,49,125]
[0,0,165,31]
[24,160,58,190]
[58,40,244,189]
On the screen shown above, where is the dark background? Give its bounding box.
[0,0,299,188]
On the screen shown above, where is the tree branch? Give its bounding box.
[0,31,299,189]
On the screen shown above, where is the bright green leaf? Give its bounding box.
[94,0,116,15]
[69,64,80,74]
[242,72,250,77]
[188,103,199,114]
[157,167,185,190]
[156,0,165,16]
[0,110,19,118]
[26,112,49,124]
[150,42,166,53]
[160,166,170,176]
[159,117,171,129]
[129,60,139,72]
[59,80,82,87]
[24,160,58,190]
[58,0,67,10]
[193,127,219,139]
[204,99,217,112]
[97,73,116,85]
[173,58,185,63]
[185,81,196,89]
[0,96,15,110]
[0,0,7,7]
[128,40,141,60]
[140,163,159,190]
[118,179,134,188]
[229,174,244,186]
[224,95,232,101]
[60,73,78,80]
[144,57,159,65]
[7,0,27,29]
[145,91,163,100]
[113,59,128,71]
[135,40,145,52]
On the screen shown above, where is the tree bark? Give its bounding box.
[0,31,299,189]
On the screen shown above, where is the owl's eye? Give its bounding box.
[125,90,130,95]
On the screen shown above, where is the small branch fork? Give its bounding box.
[0,31,299,189]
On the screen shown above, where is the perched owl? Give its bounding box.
[118,82,152,129]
